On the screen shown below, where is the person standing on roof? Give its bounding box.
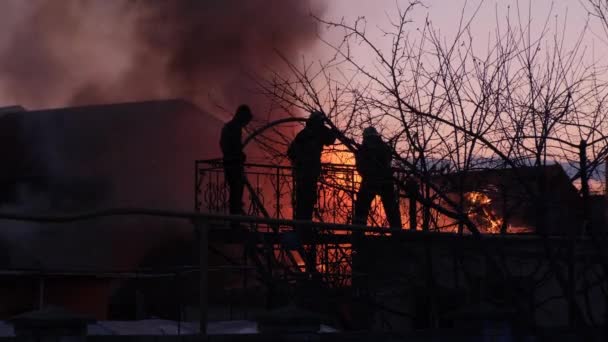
[220,104,252,216]
[288,111,337,221]
[353,126,402,230]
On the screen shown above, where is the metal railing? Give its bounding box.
[194,159,411,226]
[193,159,526,235]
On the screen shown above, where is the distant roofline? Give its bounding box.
[0,99,235,123]
[28,98,196,113]
[0,105,26,115]
[441,163,567,178]
[0,99,227,126]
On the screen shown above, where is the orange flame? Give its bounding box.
[464,191,503,234]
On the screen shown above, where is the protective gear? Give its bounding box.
[308,110,325,122]
[353,132,402,229]
[288,112,335,174]
[288,112,337,221]
[305,111,326,129]
[355,133,392,182]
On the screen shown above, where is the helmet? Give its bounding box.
[363,126,379,138]
[309,111,325,121]
[306,111,325,127]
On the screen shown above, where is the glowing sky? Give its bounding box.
[321,0,606,64]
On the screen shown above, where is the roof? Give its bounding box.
[433,164,582,235]
[436,164,577,191]
[0,98,222,209]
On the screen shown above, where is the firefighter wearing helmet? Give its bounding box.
[287,111,337,222]
[353,126,402,230]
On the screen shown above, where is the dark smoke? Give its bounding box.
[0,0,324,117]
[0,0,325,305]
[0,0,324,214]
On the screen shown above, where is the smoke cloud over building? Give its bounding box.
[0,0,323,117]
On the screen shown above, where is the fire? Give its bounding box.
[321,145,356,165]
[465,191,492,206]
[322,145,397,232]
[319,145,360,228]
[464,191,503,234]
[319,147,534,235]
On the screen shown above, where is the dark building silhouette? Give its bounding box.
[434,164,583,235]
[0,99,224,319]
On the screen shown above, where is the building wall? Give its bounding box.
[0,100,224,319]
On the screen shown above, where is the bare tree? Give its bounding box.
[249,0,608,330]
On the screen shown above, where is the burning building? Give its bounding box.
[0,98,603,335]
[430,164,583,235]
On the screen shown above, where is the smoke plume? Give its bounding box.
[0,0,325,287]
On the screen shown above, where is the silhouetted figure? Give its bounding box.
[288,111,337,221]
[288,111,336,277]
[353,127,402,230]
[220,105,252,216]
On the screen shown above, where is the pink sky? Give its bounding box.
[320,0,606,63]
[316,0,607,191]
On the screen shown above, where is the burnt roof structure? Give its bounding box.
[434,164,582,235]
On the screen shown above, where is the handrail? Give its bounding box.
[0,265,254,279]
[0,208,582,241]
[0,208,389,233]
[195,158,406,173]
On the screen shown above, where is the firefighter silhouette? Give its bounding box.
[353,126,402,230]
[288,111,337,221]
[287,111,336,276]
[220,104,252,215]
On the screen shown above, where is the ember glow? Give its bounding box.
[317,149,535,235]
[319,145,360,228]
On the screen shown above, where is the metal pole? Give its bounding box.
[569,140,588,328]
[406,178,418,230]
[197,219,209,338]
